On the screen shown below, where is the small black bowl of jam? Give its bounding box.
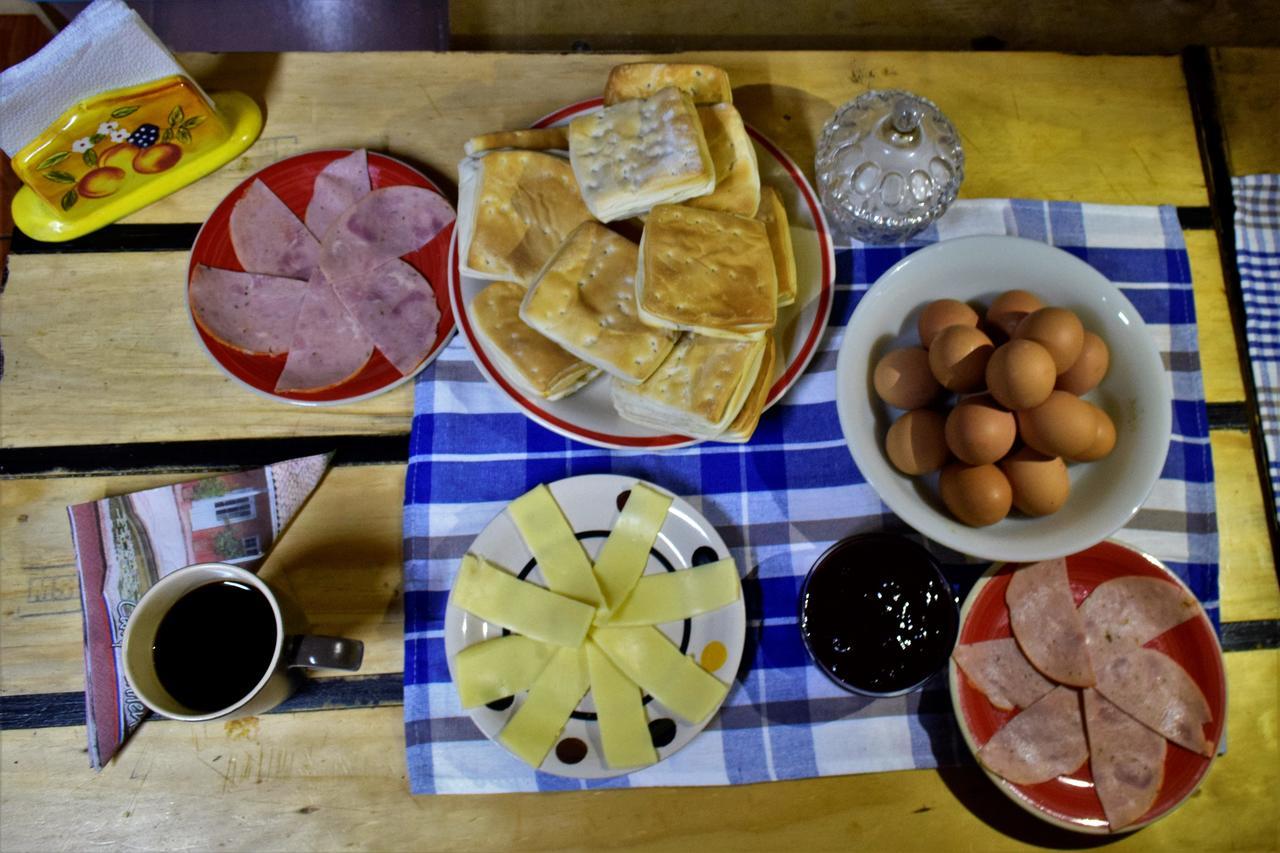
[798,533,959,697]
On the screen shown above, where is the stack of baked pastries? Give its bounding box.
[462,62,798,443]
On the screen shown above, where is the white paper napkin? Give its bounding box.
[0,0,193,157]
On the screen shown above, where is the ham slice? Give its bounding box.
[1007,558,1095,687]
[1079,576,1199,660]
[230,179,320,279]
[976,686,1088,785]
[318,186,455,283]
[275,270,374,392]
[953,638,1056,711]
[330,258,440,375]
[305,149,371,239]
[189,265,307,355]
[1093,647,1215,757]
[1083,688,1166,831]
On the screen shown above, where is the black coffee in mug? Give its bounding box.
[151,579,278,713]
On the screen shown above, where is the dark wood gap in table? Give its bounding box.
[0,433,409,478]
[1182,45,1280,565]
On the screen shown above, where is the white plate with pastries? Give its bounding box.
[449,86,835,450]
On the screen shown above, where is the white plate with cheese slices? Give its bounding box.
[449,99,836,450]
[443,474,747,779]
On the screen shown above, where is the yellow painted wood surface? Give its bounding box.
[1212,430,1280,623]
[1,650,1273,851]
[1214,48,1280,176]
[1187,230,1247,404]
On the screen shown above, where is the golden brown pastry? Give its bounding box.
[720,336,776,443]
[463,127,570,157]
[685,104,760,217]
[755,186,797,308]
[603,63,733,106]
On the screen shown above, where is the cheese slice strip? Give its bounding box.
[453,634,557,709]
[592,483,673,611]
[507,484,604,607]
[592,625,729,723]
[585,641,658,769]
[451,554,594,647]
[499,645,590,768]
[607,558,740,626]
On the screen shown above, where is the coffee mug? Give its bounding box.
[122,562,363,722]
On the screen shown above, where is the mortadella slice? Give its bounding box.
[189,265,307,355]
[275,270,374,393]
[1092,647,1215,757]
[1079,576,1199,660]
[976,686,1088,785]
[1007,558,1095,687]
[230,179,320,279]
[953,638,1057,711]
[319,186,455,283]
[305,149,372,239]
[330,258,440,375]
[1082,688,1166,831]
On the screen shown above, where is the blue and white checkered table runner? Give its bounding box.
[1232,175,1280,523]
[402,199,1219,794]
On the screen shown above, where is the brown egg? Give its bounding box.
[873,347,941,410]
[918,299,979,348]
[928,325,994,393]
[1014,307,1085,374]
[1074,404,1117,461]
[985,339,1057,410]
[945,395,1017,465]
[885,409,949,475]
[1001,446,1071,516]
[939,463,1013,527]
[987,290,1044,339]
[1056,332,1110,395]
[1016,390,1097,458]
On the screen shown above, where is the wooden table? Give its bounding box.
[2,50,1277,850]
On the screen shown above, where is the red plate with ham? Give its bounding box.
[188,149,455,405]
[949,540,1226,834]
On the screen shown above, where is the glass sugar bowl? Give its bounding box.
[815,90,964,244]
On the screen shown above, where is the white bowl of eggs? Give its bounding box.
[835,235,1171,562]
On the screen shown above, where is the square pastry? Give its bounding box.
[637,204,777,339]
[457,150,594,285]
[755,186,797,308]
[685,103,760,217]
[520,222,677,384]
[568,87,716,223]
[603,63,733,106]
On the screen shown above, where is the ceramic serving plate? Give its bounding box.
[949,540,1226,834]
[188,149,455,406]
[443,474,746,779]
[450,99,835,449]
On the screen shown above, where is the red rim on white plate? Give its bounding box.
[449,99,836,449]
[187,149,456,406]
[949,540,1227,834]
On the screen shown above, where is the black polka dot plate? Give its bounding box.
[443,474,747,778]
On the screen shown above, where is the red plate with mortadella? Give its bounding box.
[949,540,1226,834]
[188,149,456,405]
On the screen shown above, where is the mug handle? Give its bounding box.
[283,635,364,672]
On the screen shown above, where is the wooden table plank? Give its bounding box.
[1213,430,1280,623]
[2,649,1273,850]
[1213,48,1280,177]
[1187,230,1247,404]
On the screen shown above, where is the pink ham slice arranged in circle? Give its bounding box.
[305,149,372,240]
[976,685,1088,785]
[1082,688,1166,831]
[1092,646,1215,758]
[330,258,440,376]
[1006,558,1095,687]
[1078,576,1199,660]
[953,638,1056,712]
[230,179,320,280]
[275,270,374,393]
[318,185,455,284]
[190,265,308,355]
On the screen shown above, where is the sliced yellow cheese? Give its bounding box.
[592,625,729,724]
[606,558,740,627]
[508,484,604,607]
[585,640,658,769]
[453,635,557,709]
[452,553,594,647]
[592,482,673,611]
[499,645,590,768]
